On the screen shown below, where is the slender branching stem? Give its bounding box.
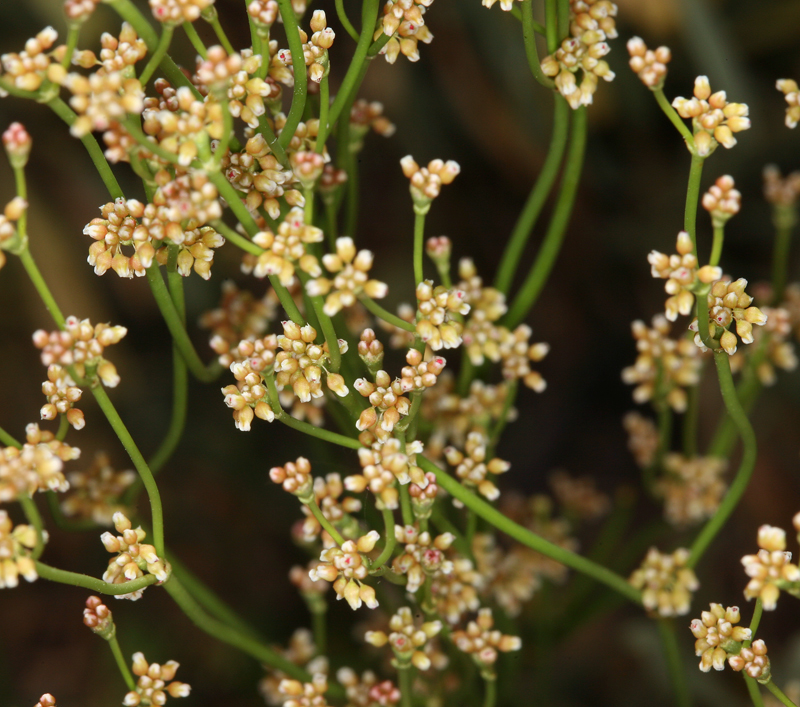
[684,153,706,254]
[139,24,174,85]
[653,88,695,149]
[205,11,235,55]
[108,634,136,692]
[370,508,397,571]
[413,211,427,285]
[0,425,21,448]
[35,561,159,594]
[766,682,799,707]
[276,0,308,150]
[483,676,497,707]
[520,0,554,88]
[709,224,725,268]
[657,619,691,707]
[359,294,416,332]
[182,21,208,58]
[18,494,45,560]
[335,0,359,41]
[305,498,346,546]
[398,665,413,707]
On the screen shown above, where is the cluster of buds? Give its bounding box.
[270,456,313,500]
[430,555,483,624]
[657,454,727,527]
[777,79,800,129]
[458,258,507,362]
[295,473,362,544]
[672,76,751,156]
[451,608,522,677]
[3,121,32,169]
[33,695,56,707]
[0,509,40,588]
[444,432,510,502]
[729,640,770,682]
[33,316,126,387]
[365,606,443,670]
[497,324,549,392]
[392,524,454,593]
[245,208,323,285]
[349,100,396,152]
[742,525,800,611]
[0,423,78,501]
[626,36,670,89]
[220,50,279,129]
[763,164,800,209]
[409,472,438,519]
[0,26,64,93]
[247,0,278,27]
[354,371,411,436]
[40,364,84,430]
[732,306,798,386]
[309,532,380,610]
[276,321,349,402]
[305,237,388,316]
[63,70,144,139]
[702,175,741,227]
[349,437,427,506]
[289,151,325,190]
[220,336,278,431]
[376,0,434,64]
[648,231,722,321]
[83,595,115,639]
[124,652,191,706]
[549,470,610,521]
[415,280,470,351]
[277,674,331,707]
[621,315,701,412]
[540,0,618,109]
[689,603,752,672]
[336,668,400,707]
[101,513,168,600]
[357,328,384,373]
[61,452,136,525]
[628,546,699,616]
[400,349,446,392]
[622,411,659,468]
[400,156,460,212]
[150,0,213,23]
[0,196,27,269]
[691,278,768,355]
[73,23,147,74]
[301,11,335,83]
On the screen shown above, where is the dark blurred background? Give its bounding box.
[2,0,800,705]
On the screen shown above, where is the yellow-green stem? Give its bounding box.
[35,561,159,594]
[683,153,706,255]
[766,682,799,707]
[182,20,208,58]
[139,24,174,85]
[359,294,416,332]
[520,0,554,88]
[108,634,136,692]
[305,498,346,546]
[709,224,725,268]
[657,619,691,707]
[413,211,427,285]
[335,0,359,41]
[18,494,45,560]
[204,11,235,55]
[654,88,695,149]
[276,0,308,150]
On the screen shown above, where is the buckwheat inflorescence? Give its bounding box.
[0,509,40,588]
[101,512,168,600]
[689,603,751,672]
[629,546,699,616]
[123,652,191,706]
[365,606,443,670]
[741,525,800,611]
[627,36,670,89]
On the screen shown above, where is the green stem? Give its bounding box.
[335,0,359,42]
[399,484,413,527]
[413,211,427,285]
[257,113,289,167]
[766,682,799,707]
[520,0,554,88]
[305,498,346,546]
[508,4,547,34]
[205,12,235,55]
[311,602,327,655]
[654,88,695,149]
[682,384,699,458]
[747,598,763,645]
[417,456,641,604]
[684,153,705,254]
[746,677,766,707]
[139,24,174,85]
[60,24,81,69]
[657,619,691,707]
[145,264,219,383]
[505,106,587,328]
[56,413,70,441]
[370,508,397,570]
[709,224,725,268]
[544,0,558,53]
[108,634,136,692]
[495,96,569,294]
[90,384,165,556]
[316,73,330,155]
[687,352,757,567]
[147,349,188,473]
[398,665,413,707]
[18,249,66,328]
[182,20,208,59]
[771,218,794,304]
[430,506,474,562]
[359,294,416,332]
[276,0,308,150]
[556,0,569,40]
[214,96,234,164]
[45,491,97,531]
[297,272,341,373]
[18,494,45,560]
[483,676,497,707]
[489,380,518,453]
[35,561,159,594]
[0,425,21,448]
[205,172,260,235]
[265,375,360,448]
[46,97,124,199]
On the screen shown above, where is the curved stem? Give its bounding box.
[746,678,766,707]
[60,24,81,69]
[417,456,641,604]
[297,273,341,373]
[709,224,725,268]
[504,106,587,327]
[771,215,795,304]
[335,0,359,42]
[18,248,66,328]
[683,153,706,254]
[657,619,691,707]
[654,88,695,149]
[90,384,165,556]
[316,73,331,155]
[747,598,763,644]
[520,0,554,88]
[413,211,427,285]
[370,508,397,571]
[214,97,234,164]
[108,634,136,692]
[305,498,345,546]
[182,20,208,59]
[399,484,413,527]
[35,561,159,594]
[205,12,235,55]
[276,0,308,150]
[544,0,558,53]
[145,264,220,383]
[359,294,416,332]
[139,24,174,86]
[687,352,757,567]
[495,95,569,294]
[682,384,700,458]
[46,97,124,200]
[205,172,260,236]
[18,494,45,560]
[257,113,289,167]
[766,682,799,707]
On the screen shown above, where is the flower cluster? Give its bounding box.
[354,371,411,437]
[0,509,40,588]
[295,473,362,545]
[366,606,443,669]
[300,10,335,83]
[305,237,388,316]
[83,595,115,638]
[622,411,658,468]
[741,525,800,611]
[399,348,446,392]
[33,316,126,386]
[123,652,191,706]
[61,451,136,525]
[702,174,741,226]
[0,423,78,501]
[451,608,521,677]
[101,512,168,600]
[689,603,751,672]
[626,36,670,89]
[40,364,84,430]
[629,546,699,616]
[444,431,510,502]
[0,196,27,270]
[376,0,434,64]
[730,306,798,385]
[392,524,454,593]
[415,280,470,350]
[63,69,144,139]
[672,76,751,155]
[776,78,800,129]
[72,23,147,74]
[347,438,426,509]
[33,695,56,707]
[657,454,727,527]
[763,164,800,208]
[309,532,380,610]
[220,334,278,430]
[648,230,721,321]
[277,674,332,707]
[621,315,701,412]
[337,668,400,707]
[270,456,313,499]
[400,156,460,210]
[540,0,618,108]
[0,26,64,93]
